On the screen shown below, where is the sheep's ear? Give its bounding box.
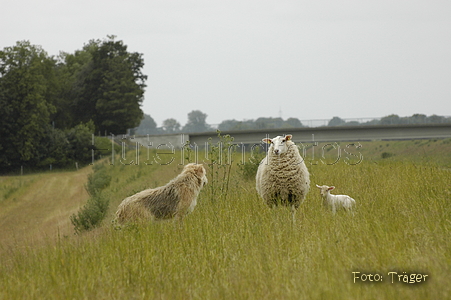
[316,184,321,188]
[328,186,335,190]
[285,135,292,141]
[262,138,272,144]
[194,164,205,177]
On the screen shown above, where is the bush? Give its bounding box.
[381,152,394,159]
[70,163,112,233]
[70,194,109,234]
[238,146,266,180]
[65,122,94,163]
[85,165,111,197]
[94,136,120,158]
[36,126,70,167]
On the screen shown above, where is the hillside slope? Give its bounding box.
[1,141,451,299]
[1,137,451,253]
[0,167,91,252]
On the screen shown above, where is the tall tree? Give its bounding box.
[135,114,158,135]
[285,117,303,128]
[183,110,211,133]
[328,116,346,126]
[380,114,401,125]
[0,41,57,169]
[162,118,181,133]
[254,117,284,129]
[218,119,241,131]
[53,48,93,129]
[71,36,147,134]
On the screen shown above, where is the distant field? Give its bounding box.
[306,138,451,167]
[0,138,450,299]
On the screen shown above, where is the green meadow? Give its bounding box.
[1,138,450,299]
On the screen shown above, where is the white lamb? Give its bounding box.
[256,135,310,219]
[315,184,356,214]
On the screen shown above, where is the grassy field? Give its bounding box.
[0,167,91,251]
[0,138,450,299]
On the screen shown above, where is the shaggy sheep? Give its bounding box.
[115,163,207,224]
[315,184,356,214]
[256,134,310,218]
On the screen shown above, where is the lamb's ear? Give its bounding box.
[285,135,292,141]
[262,138,272,144]
[316,184,321,188]
[328,186,335,190]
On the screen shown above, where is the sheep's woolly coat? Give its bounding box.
[256,138,310,209]
[116,163,207,223]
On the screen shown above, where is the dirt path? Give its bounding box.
[0,166,92,252]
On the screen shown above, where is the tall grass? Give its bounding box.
[1,147,450,299]
[203,131,237,201]
[0,177,34,202]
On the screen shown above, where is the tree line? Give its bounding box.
[0,36,146,171]
[134,110,213,135]
[135,112,451,135]
[134,112,305,135]
[328,114,451,127]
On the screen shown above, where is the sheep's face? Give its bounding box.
[184,163,208,187]
[316,184,335,197]
[262,135,293,156]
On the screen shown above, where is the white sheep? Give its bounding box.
[256,134,310,219]
[315,184,356,214]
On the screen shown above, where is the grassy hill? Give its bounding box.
[0,167,91,251]
[1,138,450,299]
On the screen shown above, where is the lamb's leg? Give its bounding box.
[349,205,355,216]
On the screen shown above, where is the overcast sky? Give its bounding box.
[2,0,450,127]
